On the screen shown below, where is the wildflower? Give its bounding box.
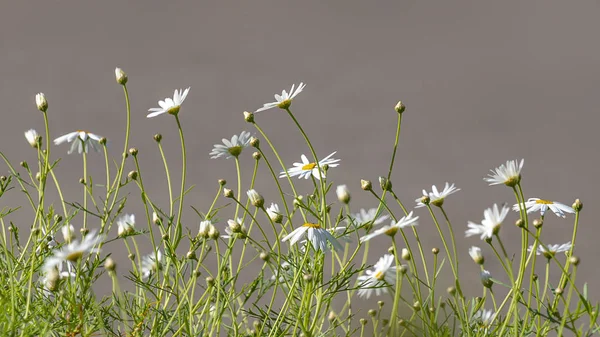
[472,309,495,330]
[147,87,190,118]
[357,254,397,299]
[209,131,252,159]
[484,159,524,187]
[247,189,264,208]
[480,270,493,288]
[279,152,340,181]
[348,208,389,228]
[465,204,509,240]
[54,130,103,154]
[415,183,460,208]
[359,212,419,243]
[114,67,127,85]
[255,82,305,113]
[469,246,485,265]
[513,198,575,218]
[528,242,571,259]
[35,93,48,112]
[222,218,246,239]
[336,185,351,204]
[61,224,75,243]
[24,129,40,148]
[299,226,351,250]
[116,214,135,236]
[199,220,214,238]
[266,203,283,223]
[140,250,163,279]
[43,230,103,273]
[282,223,343,252]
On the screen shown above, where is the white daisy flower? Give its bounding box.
[43,230,104,274]
[282,222,343,252]
[116,214,135,236]
[24,129,40,148]
[356,254,397,299]
[279,152,340,181]
[347,208,390,228]
[147,87,190,118]
[222,218,247,239]
[512,198,575,218]
[39,261,76,294]
[415,183,460,208]
[472,309,495,329]
[465,204,509,240]
[255,82,306,113]
[140,250,163,279]
[528,242,571,259]
[484,159,524,187]
[209,131,252,159]
[266,203,283,223]
[298,226,351,251]
[359,212,419,243]
[54,130,103,155]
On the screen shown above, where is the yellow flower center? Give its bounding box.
[301,162,317,170]
[535,199,554,205]
[385,227,398,236]
[277,99,292,109]
[168,105,181,115]
[228,146,243,157]
[302,223,322,229]
[66,251,84,262]
[375,271,384,280]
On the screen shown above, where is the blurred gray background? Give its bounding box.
[2,0,599,313]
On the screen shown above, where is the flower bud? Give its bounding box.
[115,67,128,85]
[260,252,269,262]
[152,212,160,225]
[469,246,484,265]
[266,203,283,223]
[228,219,242,233]
[328,311,336,322]
[447,286,456,296]
[569,255,580,266]
[35,93,48,112]
[99,137,107,145]
[336,185,351,204]
[61,224,75,243]
[533,218,543,229]
[218,179,226,186]
[399,264,408,274]
[24,129,40,148]
[379,177,392,191]
[105,257,116,272]
[128,147,138,156]
[252,152,261,160]
[247,189,264,208]
[413,301,421,311]
[368,309,376,317]
[401,248,411,261]
[360,179,372,191]
[481,270,493,288]
[244,111,255,123]
[186,251,197,260]
[432,247,439,255]
[573,199,583,211]
[208,226,220,240]
[395,101,405,114]
[128,170,138,180]
[153,133,162,143]
[206,276,215,287]
[360,318,367,326]
[250,137,260,148]
[223,188,234,198]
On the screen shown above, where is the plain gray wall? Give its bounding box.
[1,0,598,314]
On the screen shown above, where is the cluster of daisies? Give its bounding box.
[31,75,578,333]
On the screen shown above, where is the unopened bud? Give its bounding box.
[115,68,128,85]
[153,134,162,143]
[260,252,269,262]
[206,276,215,287]
[252,152,261,160]
[128,171,138,180]
[244,111,255,123]
[105,257,116,272]
[218,179,226,186]
[128,148,138,156]
[368,309,376,317]
[432,247,439,255]
[379,177,392,191]
[361,179,372,191]
[186,251,197,260]
[35,93,48,112]
[128,253,135,261]
[395,101,405,114]
[250,137,260,148]
[247,189,264,208]
[533,218,543,229]
[413,301,421,311]
[223,188,234,198]
[336,185,351,204]
[401,248,411,261]
[447,286,456,296]
[569,256,580,266]
[573,199,583,211]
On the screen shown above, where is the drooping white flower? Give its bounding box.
[359,212,419,243]
[415,183,460,208]
[513,198,575,218]
[147,87,190,118]
[528,242,571,259]
[465,204,509,240]
[484,159,524,187]
[24,129,40,148]
[209,131,252,159]
[266,203,283,223]
[54,130,103,155]
[116,214,135,236]
[43,230,104,274]
[255,82,306,113]
[469,246,484,265]
[472,309,495,329]
[336,185,351,204]
[282,222,343,252]
[280,152,340,181]
[347,208,389,228]
[140,250,163,279]
[356,254,397,299]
